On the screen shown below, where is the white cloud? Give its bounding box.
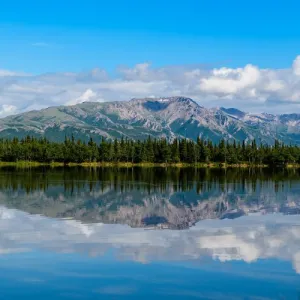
[2,56,300,115]
[0,104,18,117]
[0,70,27,77]
[292,55,300,76]
[264,80,285,92]
[199,65,261,96]
[66,88,98,106]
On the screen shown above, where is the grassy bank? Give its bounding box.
[0,161,271,168]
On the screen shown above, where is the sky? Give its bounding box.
[1,0,300,116]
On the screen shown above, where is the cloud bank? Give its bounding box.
[2,56,300,117]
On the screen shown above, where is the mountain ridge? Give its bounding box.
[0,96,300,144]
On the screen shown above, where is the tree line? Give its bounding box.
[0,135,299,165]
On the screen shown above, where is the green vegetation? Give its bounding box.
[0,135,298,167]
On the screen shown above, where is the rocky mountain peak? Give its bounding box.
[0,96,300,144]
[220,107,246,119]
[130,96,197,105]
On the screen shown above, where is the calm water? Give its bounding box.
[0,167,300,299]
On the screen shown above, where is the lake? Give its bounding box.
[0,167,300,299]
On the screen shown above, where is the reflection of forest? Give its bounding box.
[1,167,300,193]
[0,167,299,228]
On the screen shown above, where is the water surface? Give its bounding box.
[0,167,300,299]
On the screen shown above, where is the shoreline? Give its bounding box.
[0,161,285,168]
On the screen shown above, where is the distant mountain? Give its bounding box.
[0,96,300,144]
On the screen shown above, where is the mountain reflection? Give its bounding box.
[0,206,300,274]
[0,167,299,229]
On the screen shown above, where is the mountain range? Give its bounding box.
[1,96,300,144]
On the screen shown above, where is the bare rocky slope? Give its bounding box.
[0,96,300,144]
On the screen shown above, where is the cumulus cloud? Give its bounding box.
[0,104,18,117]
[199,65,261,96]
[292,56,300,76]
[66,89,99,106]
[2,56,300,116]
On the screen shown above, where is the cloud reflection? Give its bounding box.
[0,206,300,274]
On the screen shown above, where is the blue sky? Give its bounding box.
[1,0,300,73]
[1,0,300,115]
